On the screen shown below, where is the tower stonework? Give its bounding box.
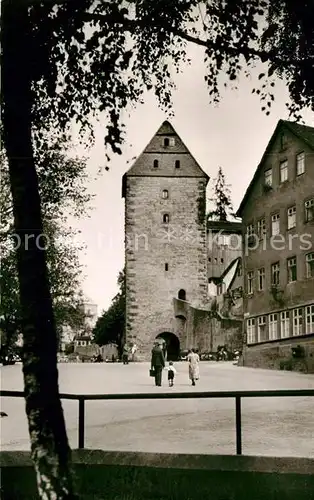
[122,121,209,360]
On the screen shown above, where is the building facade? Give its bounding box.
[237,120,314,371]
[122,121,209,359]
[60,299,98,352]
[207,220,243,296]
[122,121,245,360]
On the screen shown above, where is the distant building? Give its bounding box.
[60,299,98,352]
[237,119,314,371]
[74,335,92,348]
[207,220,243,296]
[83,301,98,330]
[60,325,76,348]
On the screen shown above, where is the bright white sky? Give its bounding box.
[69,43,314,315]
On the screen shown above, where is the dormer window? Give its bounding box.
[175,160,180,169]
[164,137,175,147]
[153,159,159,168]
[162,189,169,199]
[163,213,169,223]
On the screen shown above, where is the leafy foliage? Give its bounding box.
[207,166,234,222]
[0,143,89,358]
[93,269,125,354]
[64,342,74,356]
[25,1,314,158]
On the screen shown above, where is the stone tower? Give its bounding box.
[122,121,209,360]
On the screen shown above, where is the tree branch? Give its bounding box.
[83,12,312,67]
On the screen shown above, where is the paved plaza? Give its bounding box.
[1,361,314,457]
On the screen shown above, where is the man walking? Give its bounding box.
[151,341,165,386]
[122,344,129,364]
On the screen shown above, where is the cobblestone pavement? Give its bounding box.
[1,361,314,456]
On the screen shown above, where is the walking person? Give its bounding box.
[150,341,165,386]
[187,348,200,386]
[166,361,176,387]
[131,343,137,362]
[122,344,129,365]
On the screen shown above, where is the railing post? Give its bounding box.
[78,397,85,449]
[235,395,242,455]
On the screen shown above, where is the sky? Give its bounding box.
[69,43,314,315]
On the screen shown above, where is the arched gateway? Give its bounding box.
[155,332,180,361]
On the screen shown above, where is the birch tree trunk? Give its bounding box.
[2,2,77,498]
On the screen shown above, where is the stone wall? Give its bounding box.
[74,344,99,358]
[185,305,212,352]
[243,334,314,373]
[217,294,243,319]
[99,344,119,360]
[173,298,243,353]
[125,176,208,359]
[2,450,314,500]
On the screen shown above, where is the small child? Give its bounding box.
[166,361,176,387]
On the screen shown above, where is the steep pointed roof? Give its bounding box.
[237,119,314,216]
[283,120,314,148]
[123,120,209,181]
[155,120,177,135]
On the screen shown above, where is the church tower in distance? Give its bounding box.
[122,121,209,360]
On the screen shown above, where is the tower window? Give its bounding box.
[165,263,169,271]
[162,189,169,199]
[163,213,169,223]
[164,138,169,147]
[153,159,159,168]
[178,289,186,300]
[175,160,180,168]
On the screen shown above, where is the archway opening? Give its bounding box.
[156,332,180,361]
[178,289,186,300]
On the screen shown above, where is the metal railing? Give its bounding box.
[1,389,314,455]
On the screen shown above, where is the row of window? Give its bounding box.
[75,340,91,346]
[153,159,181,169]
[246,305,314,344]
[264,150,305,187]
[208,257,225,264]
[247,197,314,239]
[247,253,314,293]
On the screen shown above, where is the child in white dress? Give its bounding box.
[166,361,177,387]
